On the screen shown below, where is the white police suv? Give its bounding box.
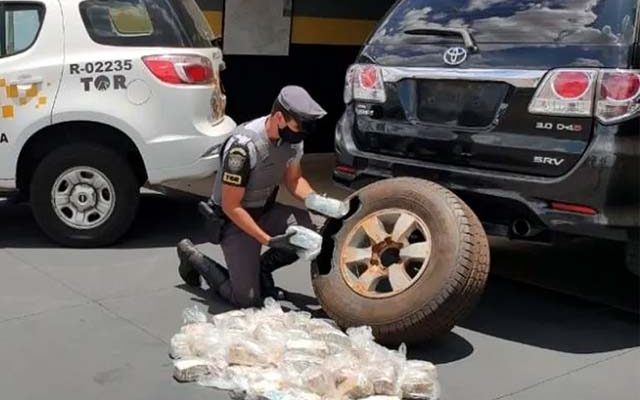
[0,0,236,246]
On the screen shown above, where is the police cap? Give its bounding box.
[277,86,327,123]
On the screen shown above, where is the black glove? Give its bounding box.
[268,232,305,254]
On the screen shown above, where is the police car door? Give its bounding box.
[0,1,63,185]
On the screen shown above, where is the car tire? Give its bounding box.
[30,143,140,247]
[312,177,490,345]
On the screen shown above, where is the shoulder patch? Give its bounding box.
[222,143,251,187]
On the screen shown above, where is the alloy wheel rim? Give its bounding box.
[339,208,432,299]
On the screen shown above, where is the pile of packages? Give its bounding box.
[170,299,440,400]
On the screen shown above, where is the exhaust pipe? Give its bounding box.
[512,219,533,238]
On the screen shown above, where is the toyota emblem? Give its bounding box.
[443,47,468,66]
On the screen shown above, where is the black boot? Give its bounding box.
[260,249,299,301]
[177,239,201,287]
[177,239,229,289]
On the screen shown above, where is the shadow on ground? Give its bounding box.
[3,195,638,364]
[0,194,208,249]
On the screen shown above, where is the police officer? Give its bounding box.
[177,86,342,308]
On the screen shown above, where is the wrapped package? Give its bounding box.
[181,322,217,338]
[182,305,208,324]
[336,373,375,399]
[406,360,438,379]
[306,319,340,334]
[285,339,329,357]
[367,365,399,396]
[312,331,351,353]
[170,333,192,359]
[253,323,287,352]
[400,368,440,400]
[286,226,323,261]
[300,367,335,396]
[173,359,218,382]
[360,397,402,400]
[283,352,324,373]
[227,339,279,367]
[190,334,226,360]
[304,193,349,219]
[213,310,254,332]
[260,390,321,400]
[285,311,312,330]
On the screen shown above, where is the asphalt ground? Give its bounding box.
[1,157,638,400]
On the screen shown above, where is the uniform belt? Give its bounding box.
[208,200,271,220]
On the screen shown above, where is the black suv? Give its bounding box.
[335,0,640,272]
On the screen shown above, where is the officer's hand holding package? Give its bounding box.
[178,86,341,308]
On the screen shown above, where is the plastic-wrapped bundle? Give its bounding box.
[283,352,324,374]
[300,367,335,397]
[311,331,351,355]
[181,322,217,337]
[399,368,440,400]
[285,339,329,358]
[182,305,208,324]
[286,226,323,261]
[285,310,312,329]
[304,193,349,219]
[227,339,279,367]
[306,318,340,334]
[173,359,223,382]
[253,323,287,354]
[214,310,253,332]
[366,364,400,396]
[347,326,376,359]
[406,360,438,380]
[259,389,322,400]
[170,333,193,360]
[190,334,227,361]
[336,372,375,399]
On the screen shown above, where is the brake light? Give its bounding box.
[344,64,386,104]
[552,71,591,99]
[596,71,640,124]
[143,55,213,85]
[529,69,597,117]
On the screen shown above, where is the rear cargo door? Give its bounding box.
[356,0,638,177]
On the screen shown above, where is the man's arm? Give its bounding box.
[221,185,271,245]
[219,142,271,245]
[284,161,314,202]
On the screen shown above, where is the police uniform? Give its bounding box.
[207,86,327,307]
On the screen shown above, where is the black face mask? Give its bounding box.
[278,125,306,144]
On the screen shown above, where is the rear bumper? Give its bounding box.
[335,108,640,242]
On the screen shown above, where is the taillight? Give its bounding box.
[530,68,640,124]
[344,64,386,104]
[552,71,591,99]
[529,69,597,117]
[142,55,214,85]
[596,71,640,124]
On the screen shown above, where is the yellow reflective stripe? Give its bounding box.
[203,12,377,46]
[203,11,223,36]
[291,17,377,46]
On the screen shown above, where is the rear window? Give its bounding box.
[80,0,216,48]
[372,0,638,45]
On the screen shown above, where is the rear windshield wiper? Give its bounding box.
[403,27,478,52]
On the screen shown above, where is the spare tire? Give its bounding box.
[312,178,490,344]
